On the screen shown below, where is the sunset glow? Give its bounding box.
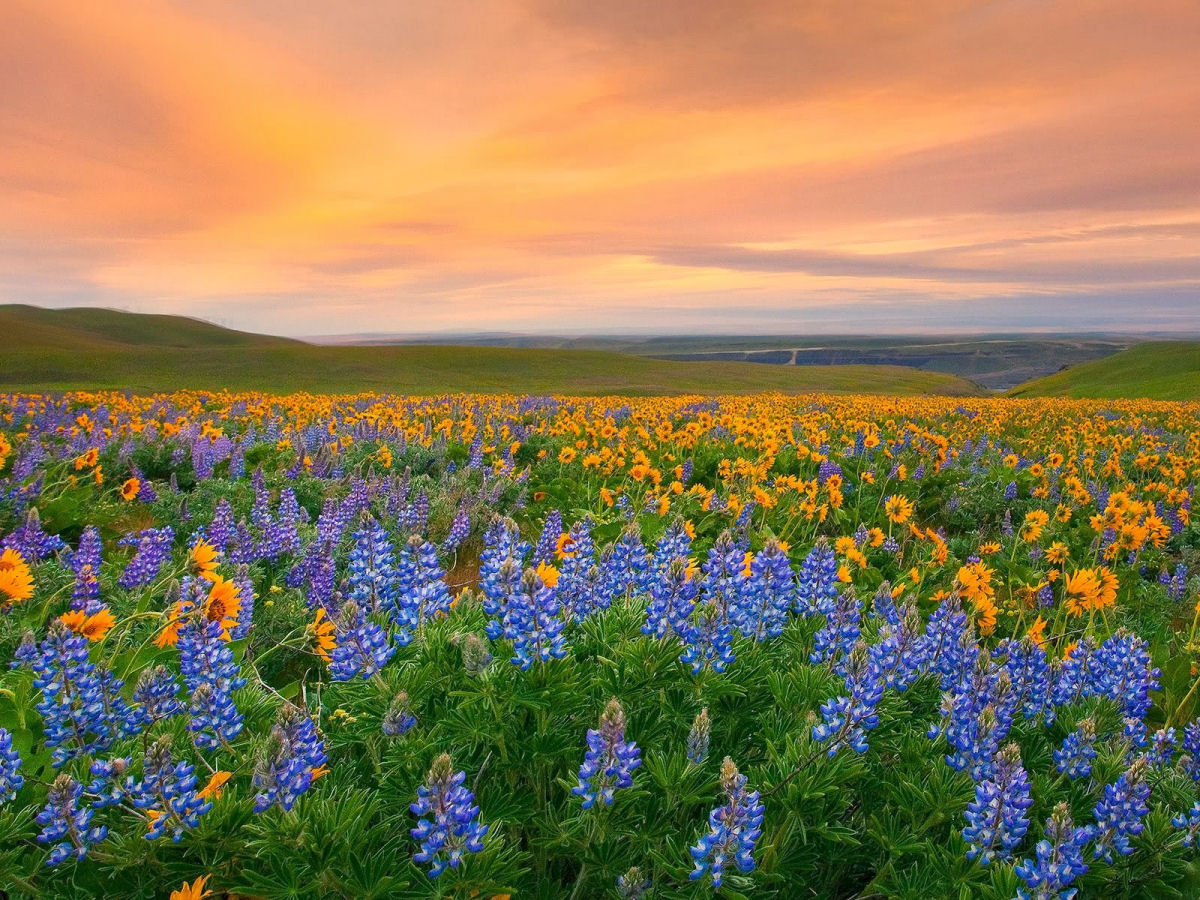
[3,0,1199,334]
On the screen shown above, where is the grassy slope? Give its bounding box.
[3,305,982,396]
[1006,342,1200,400]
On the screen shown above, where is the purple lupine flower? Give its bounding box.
[86,756,130,809]
[1054,718,1097,780]
[329,600,395,681]
[253,706,327,812]
[605,524,650,604]
[810,588,862,669]
[117,526,175,589]
[689,757,765,887]
[0,727,23,805]
[131,664,183,727]
[1180,719,1200,781]
[796,539,839,616]
[741,538,795,641]
[1090,629,1160,719]
[1003,636,1054,725]
[962,743,1033,865]
[1143,727,1177,767]
[869,602,930,693]
[681,533,744,674]
[347,516,399,618]
[397,535,453,633]
[508,568,567,670]
[1015,802,1090,900]
[687,708,711,765]
[1089,756,1151,862]
[2,507,66,560]
[69,526,103,613]
[410,753,488,877]
[442,506,470,555]
[36,774,107,865]
[533,510,564,564]
[1172,801,1200,847]
[572,699,642,809]
[130,736,211,841]
[382,691,417,737]
[813,642,885,755]
[642,556,697,640]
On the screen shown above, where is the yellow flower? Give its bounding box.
[190,540,220,582]
[120,477,141,501]
[198,771,232,802]
[59,607,115,641]
[0,547,34,608]
[536,561,560,589]
[170,875,212,900]
[309,607,337,662]
[884,495,914,524]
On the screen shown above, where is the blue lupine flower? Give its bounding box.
[1090,629,1160,719]
[1054,719,1097,780]
[810,588,862,669]
[480,518,529,639]
[397,535,453,633]
[926,594,978,694]
[645,522,692,594]
[69,526,103,613]
[642,556,697,640]
[939,663,1016,782]
[1005,481,1018,500]
[1172,801,1200,847]
[2,507,67,560]
[796,539,839,616]
[688,708,711,765]
[410,753,488,877]
[1089,756,1151,862]
[557,519,601,622]
[508,569,568,670]
[605,524,650,603]
[383,691,417,737]
[130,736,212,841]
[573,699,642,808]
[36,774,108,865]
[1002,636,1054,725]
[188,683,245,751]
[117,526,175,589]
[868,602,929,692]
[347,516,400,618]
[740,539,795,641]
[1181,719,1200,781]
[86,756,130,809]
[680,533,744,674]
[813,642,885,755]
[0,727,23,805]
[1142,727,1177,767]
[962,743,1033,865]
[616,866,652,899]
[533,510,564,564]
[1015,802,1090,900]
[689,757,765,887]
[20,623,138,767]
[329,600,395,681]
[442,507,471,555]
[253,707,327,812]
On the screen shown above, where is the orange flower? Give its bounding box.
[1026,615,1048,650]
[198,771,232,802]
[535,561,560,589]
[170,875,212,900]
[309,607,337,662]
[0,547,34,608]
[1063,567,1119,616]
[120,477,141,501]
[884,495,914,524]
[73,447,99,470]
[190,540,220,581]
[59,606,115,641]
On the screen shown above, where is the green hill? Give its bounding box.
[2,305,983,396]
[1006,341,1200,400]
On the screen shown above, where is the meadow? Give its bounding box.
[1,390,1199,898]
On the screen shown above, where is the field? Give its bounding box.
[1,390,1199,898]
[0,306,981,397]
[1007,342,1200,400]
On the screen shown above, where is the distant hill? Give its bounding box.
[2,305,982,396]
[1006,342,1200,400]
[1,304,300,352]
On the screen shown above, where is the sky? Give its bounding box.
[2,0,1199,337]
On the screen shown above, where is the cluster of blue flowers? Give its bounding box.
[689,757,765,887]
[253,707,327,812]
[572,699,642,809]
[410,753,489,877]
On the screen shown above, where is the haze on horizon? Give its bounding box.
[2,1,1199,337]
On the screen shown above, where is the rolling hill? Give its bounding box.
[1006,341,1200,400]
[2,305,982,396]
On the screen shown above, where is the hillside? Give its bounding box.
[1006,341,1200,400]
[3,306,982,396]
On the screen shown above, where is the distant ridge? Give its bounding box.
[2,305,981,397]
[2,304,301,352]
[1006,342,1200,400]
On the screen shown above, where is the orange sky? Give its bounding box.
[3,0,1199,335]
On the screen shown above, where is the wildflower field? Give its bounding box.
[1,391,1199,899]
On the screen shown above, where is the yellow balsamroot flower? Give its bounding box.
[309,607,336,662]
[1027,615,1048,649]
[170,875,211,900]
[535,561,560,589]
[120,477,140,501]
[884,495,914,524]
[74,447,99,470]
[59,607,116,641]
[155,575,243,648]
[558,447,577,464]
[1063,567,1119,616]
[198,771,232,802]
[0,547,34,608]
[190,539,220,582]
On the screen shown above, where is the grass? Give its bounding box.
[3,306,983,396]
[1006,341,1200,400]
